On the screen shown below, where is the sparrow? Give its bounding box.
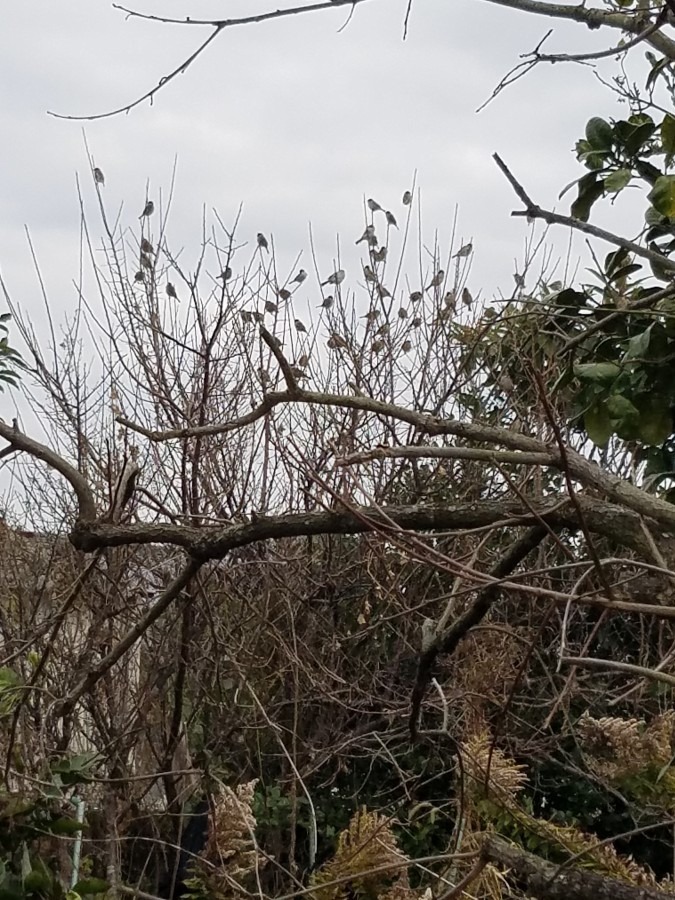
[327,333,348,349]
[409,291,423,303]
[367,198,382,212]
[318,296,334,309]
[444,291,456,309]
[141,238,154,255]
[362,309,380,323]
[363,265,377,282]
[356,225,375,245]
[166,282,177,299]
[134,271,144,283]
[402,190,412,206]
[412,316,423,327]
[376,285,391,298]
[277,288,292,301]
[140,200,154,218]
[372,246,387,263]
[462,287,473,307]
[140,253,153,270]
[290,269,307,285]
[295,318,308,333]
[454,242,473,258]
[321,269,345,286]
[264,301,278,313]
[93,167,105,186]
[426,270,445,290]
[402,339,412,352]
[385,211,398,228]
[371,340,384,354]
[257,233,269,251]
[398,307,408,319]
[218,267,232,282]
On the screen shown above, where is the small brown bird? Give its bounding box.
[462,287,473,307]
[426,270,445,290]
[402,339,412,352]
[294,318,308,333]
[376,285,391,299]
[362,309,380,323]
[290,269,307,285]
[367,198,382,212]
[134,270,144,283]
[402,190,412,206]
[327,333,348,349]
[321,269,345,286]
[412,316,423,327]
[93,167,105,186]
[141,238,154,255]
[297,353,310,367]
[318,296,334,309]
[385,211,398,228]
[140,253,153,270]
[257,233,269,252]
[371,340,385,354]
[409,291,423,303]
[277,288,292,301]
[218,267,232,282]
[363,265,377,282]
[264,301,278,313]
[140,200,154,218]
[398,307,408,319]
[444,291,456,309]
[166,282,177,299]
[454,242,473,259]
[373,246,387,263]
[356,225,376,245]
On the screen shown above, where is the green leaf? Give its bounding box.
[606,393,640,424]
[49,817,87,836]
[639,403,673,445]
[585,117,613,150]
[604,168,632,192]
[615,115,656,155]
[648,175,675,217]
[573,362,621,384]
[662,114,675,159]
[624,326,652,360]
[72,878,110,896]
[584,405,613,447]
[571,174,606,222]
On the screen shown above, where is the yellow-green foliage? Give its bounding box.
[310,808,420,900]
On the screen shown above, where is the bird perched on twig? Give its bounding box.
[318,296,334,309]
[321,269,345,287]
[290,269,307,285]
[257,233,269,252]
[453,242,473,259]
[139,200,154,219]
[426,270,445,290]
[385,211,398,228]
[166,283,177,299]
[402,190,412,206]
[218,267,232,282]
[363,265,377,282]
[141,238,154,255]
[294,318,308,333]
[93,167,105,186]
[367,198,382,212]
[277,288,292,301]
[356,225,375,245]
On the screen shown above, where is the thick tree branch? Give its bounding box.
[482,834,673,900]
[0,419,97,522]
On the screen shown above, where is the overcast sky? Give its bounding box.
[0,1,646,375]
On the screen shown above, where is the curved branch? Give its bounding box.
[48,0,372,120]
[0,419,97,522]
